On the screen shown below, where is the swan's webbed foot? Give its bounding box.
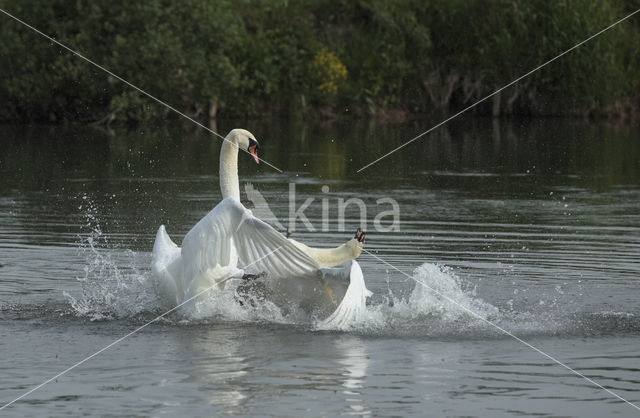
[241,271,267,281]
[354,228,365,244]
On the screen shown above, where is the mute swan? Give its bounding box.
[151,129,370,323]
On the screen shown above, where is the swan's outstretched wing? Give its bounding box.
[181,197,320,280]
[231,199,372,321]
[231,203,321,277]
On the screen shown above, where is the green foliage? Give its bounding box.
[0,0,638,122]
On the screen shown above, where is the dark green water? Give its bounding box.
[1,119,639,416]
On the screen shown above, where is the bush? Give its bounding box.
[0,0,638,122]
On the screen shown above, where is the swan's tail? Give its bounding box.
[151,225,183,308]
[316,260,372,330]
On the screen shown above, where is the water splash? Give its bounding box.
[64,195,157,321]
[406,263,499,322]
[186,290,289,324]
[63,222,639,338]
[315,263,501,335]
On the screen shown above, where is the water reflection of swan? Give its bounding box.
[181,328,372,413]
[334,336,371,415]
[179,326,249,409]
[151,129,371,319]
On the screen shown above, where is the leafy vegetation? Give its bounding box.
[0,0,638,123]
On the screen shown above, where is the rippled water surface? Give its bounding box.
[1,119,639,417]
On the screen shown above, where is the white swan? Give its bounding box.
[151,129,371,322]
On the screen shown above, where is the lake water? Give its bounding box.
[1,118,639,417]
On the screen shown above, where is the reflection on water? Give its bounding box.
[183,327,249,408]
[176,325,375,415]
[334,336,370,415]
[1,118,639,192]
[1,118,639,416]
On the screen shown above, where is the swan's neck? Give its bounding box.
[220,140,240,201]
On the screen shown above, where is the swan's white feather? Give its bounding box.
[316,261,372,330]
[151,225,182,307]
[183,197,320,277]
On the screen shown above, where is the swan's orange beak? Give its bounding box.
[249,144,259,164]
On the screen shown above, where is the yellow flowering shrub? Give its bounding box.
[312,47,347,97]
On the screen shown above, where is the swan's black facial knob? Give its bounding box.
[248,138,259,164]
[354,228,365,243]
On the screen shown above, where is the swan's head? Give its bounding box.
[228,128,260,164]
